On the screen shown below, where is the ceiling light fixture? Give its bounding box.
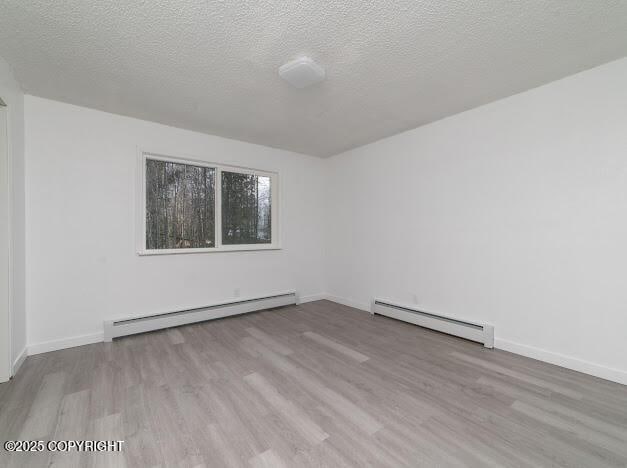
[279,57,325,89]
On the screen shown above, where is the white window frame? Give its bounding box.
[137,150,280,255]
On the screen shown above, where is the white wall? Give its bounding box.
[0,56,26,375]
[325,58,627,384]
[25,96,326,352]
[21,58,627,385]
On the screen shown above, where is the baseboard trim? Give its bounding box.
[12,347,27,376]
[495,338,627,386]
[324,295,371,313]
[23,297,627,387]
[298,293,329,304]
[28,332,104,356]
[25,293,318,355]
[24,294,327,356]
[321,294,626,387]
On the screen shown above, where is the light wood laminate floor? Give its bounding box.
[1,300,626,467]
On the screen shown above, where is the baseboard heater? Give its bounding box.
[371,299,494,348]
[104,291,297,341]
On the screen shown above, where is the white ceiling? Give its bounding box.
[1,1,626,157]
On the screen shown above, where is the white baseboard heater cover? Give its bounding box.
[104,291,297,341]
[372,299,494,348]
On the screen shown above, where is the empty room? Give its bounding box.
[1,1,627,467]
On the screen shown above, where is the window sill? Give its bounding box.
[137,245,282,256]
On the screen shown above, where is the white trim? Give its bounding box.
[298,293,329,304]
[17,294,627,387]
[135,147,144,255]
[26,292,302,355]
[28,332,104,355]
[104,291,296,341]
[105,291,297,323]
[324,295,371,313]
[138,245,281,256]
[0,103,11,382]
[319,294,627,386]
[215,165,222,248]
[12,346,26,375]
[137,149,280,255]
[5,103,12,380]
[495,338,627,386]
[373,298,494,348]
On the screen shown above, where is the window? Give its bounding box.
[221,171,271,245]
[140,153,278,254]
[145,159,215,250]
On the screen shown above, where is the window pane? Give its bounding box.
[145,159,215,249]
[221,171,272,245]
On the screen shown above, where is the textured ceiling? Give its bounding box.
[1,1,626,157]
